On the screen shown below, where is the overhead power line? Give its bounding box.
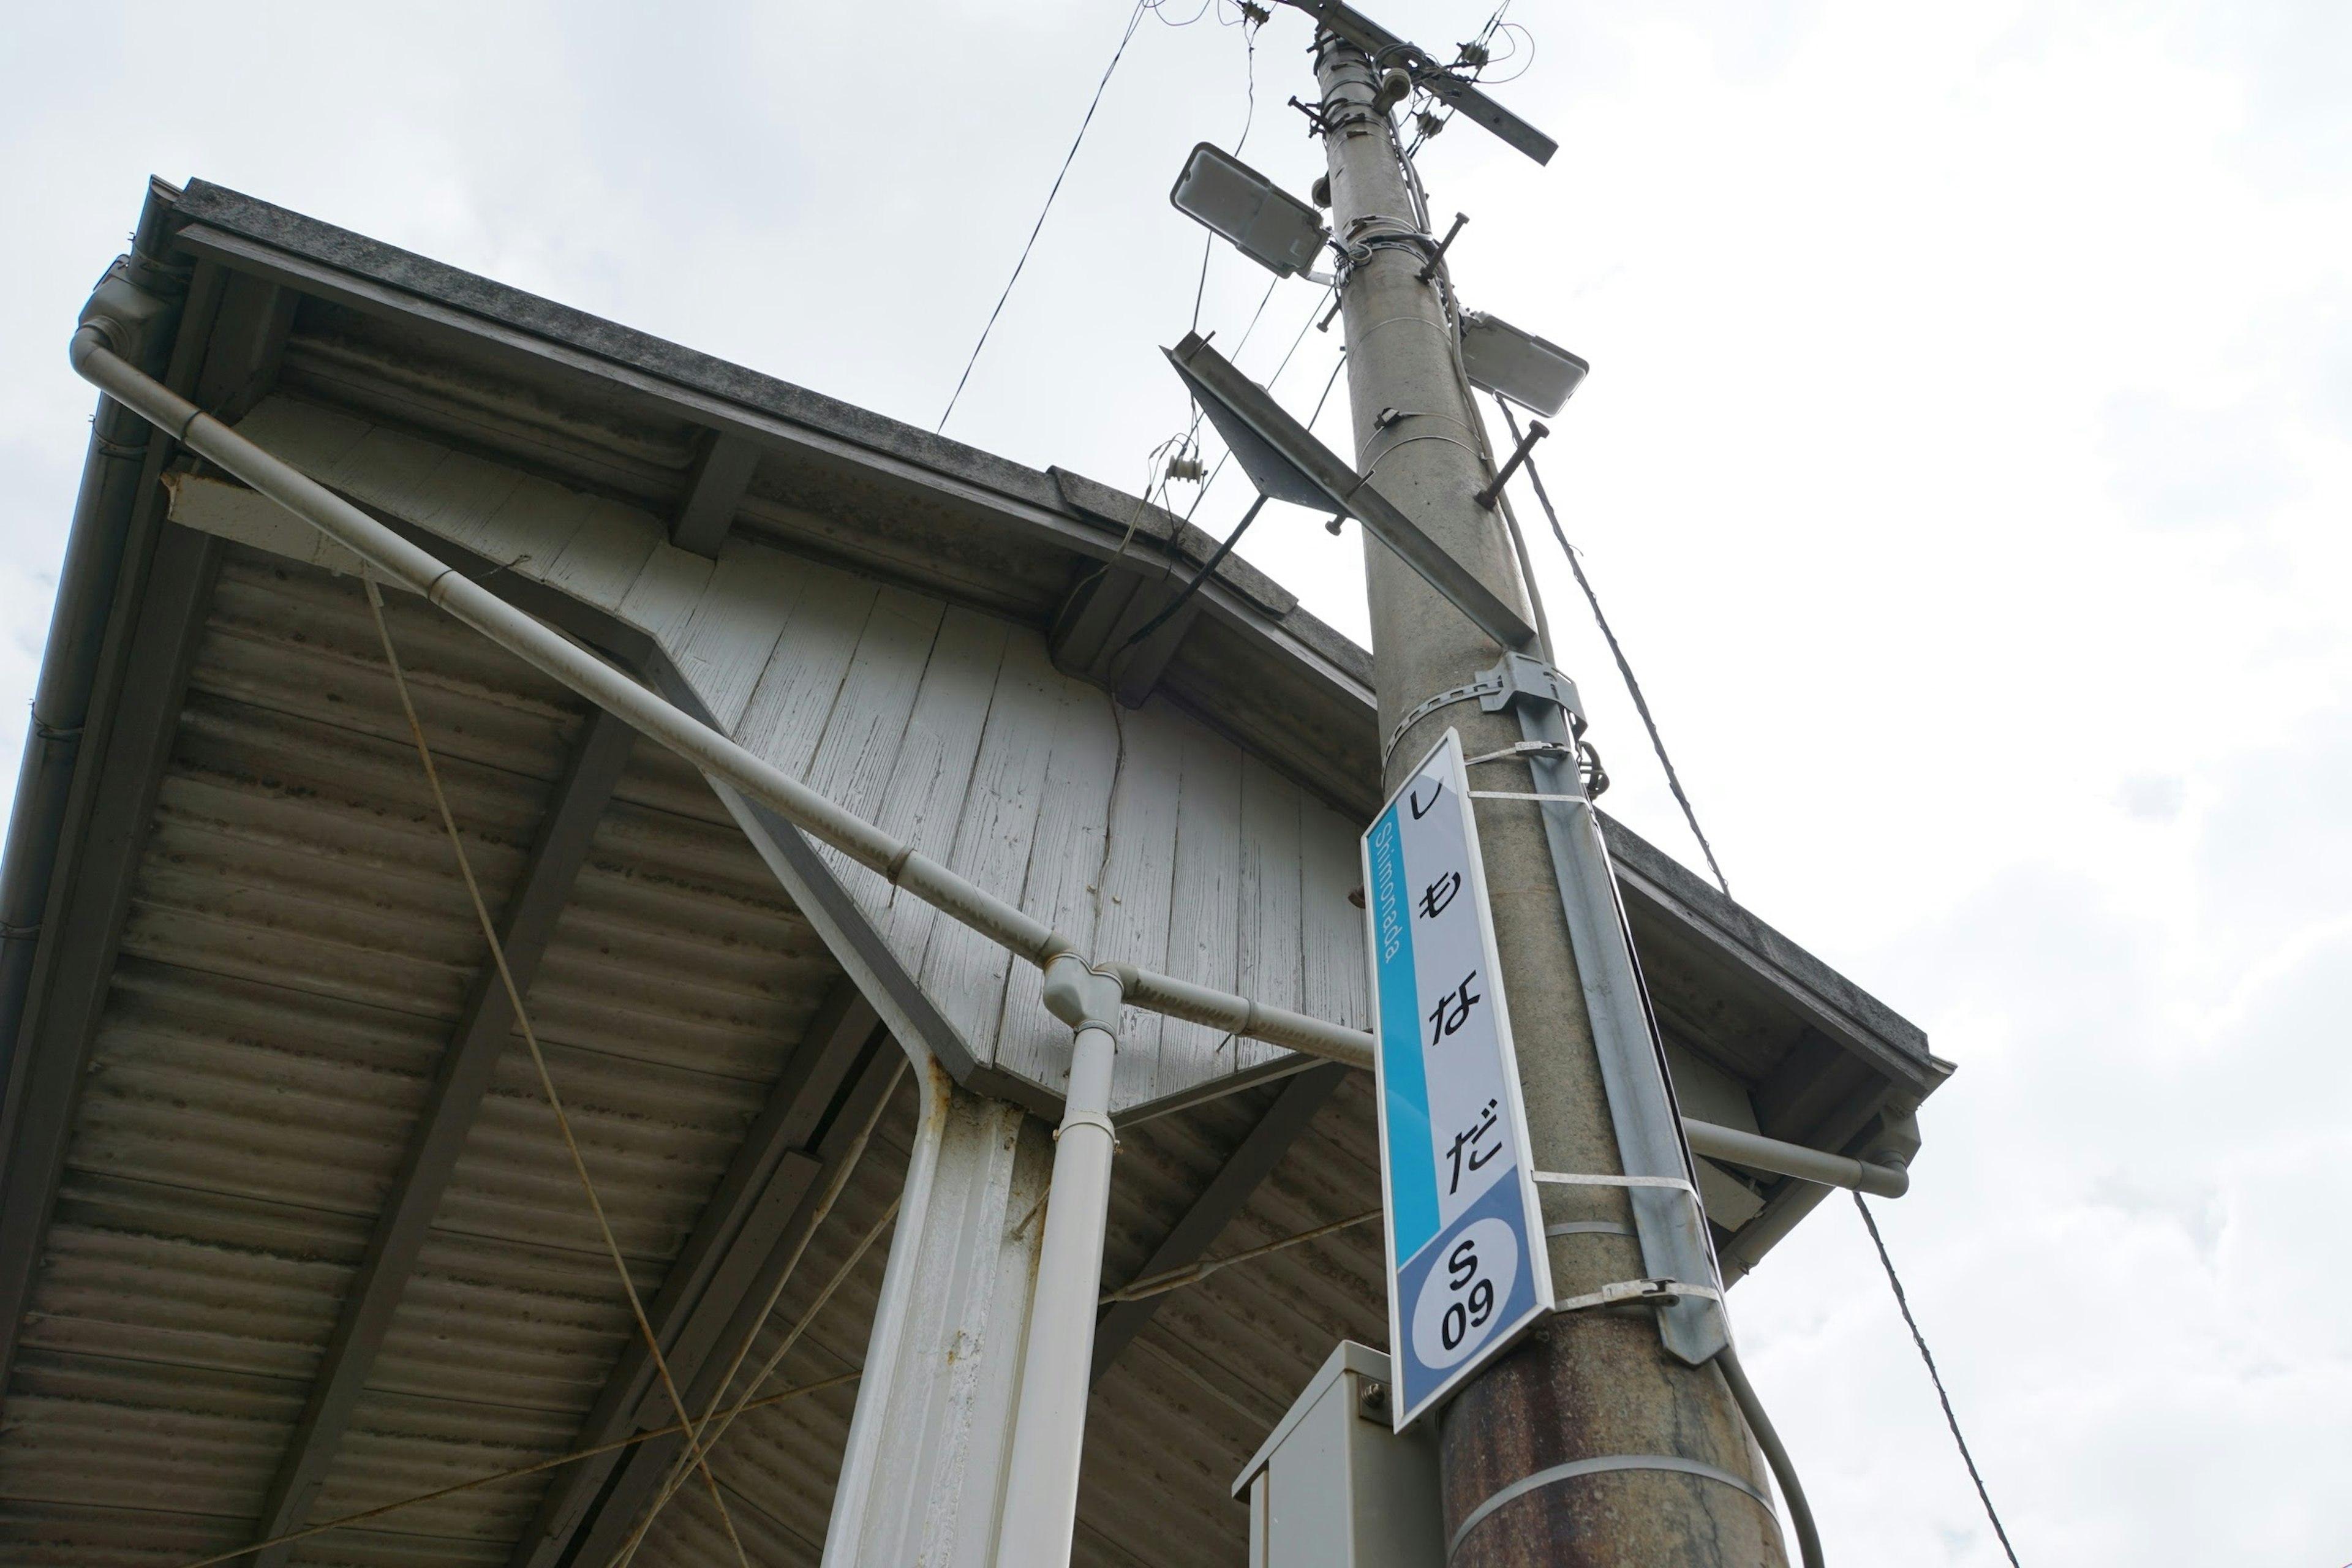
[1854,1194,2024,1567]
[1494,395,1733,898]
[937,0,1148,433]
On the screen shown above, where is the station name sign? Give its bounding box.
[1362,728,1553,1429]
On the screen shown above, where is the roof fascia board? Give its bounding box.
[165,221,1379,717]
[0,526,222,1391]
[169,222,1094,547]
[167,181,1066,515]
[0,211,234,1387]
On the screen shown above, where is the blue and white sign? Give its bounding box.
[1362,728,1553,1430]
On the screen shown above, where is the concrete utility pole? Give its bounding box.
[1310,33,1786,1567]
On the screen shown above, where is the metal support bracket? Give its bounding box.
[1383,652,1584,767]
[1488,655,1731,1364]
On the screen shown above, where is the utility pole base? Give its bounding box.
[1439,1320,1781,1566]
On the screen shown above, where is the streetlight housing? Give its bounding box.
[1169,143,1330,279]
[1460,311,1589,416]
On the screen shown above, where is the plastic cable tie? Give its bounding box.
[1463,740,1575,767]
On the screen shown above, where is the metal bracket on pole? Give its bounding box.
[1276,0,1559,165]
[1479,653,1730,1363]
[1164,333,1539,657]
[1382,652,1582,767]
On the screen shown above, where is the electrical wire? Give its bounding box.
[1117,492,1270,653]
[1854,1194,2023,1567]
[1718,1342,1825,1568]
[937,0,1147,432]
[1493,396,1734,899]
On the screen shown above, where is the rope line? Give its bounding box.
[938,0,1148,431]
[1493,396,1732,897]
[1101,1207,1381,1304]
[1855,1193,2022,1566]
[164,1373,861,1568]
[610,1189,905,1564]
[360,578,750,1568]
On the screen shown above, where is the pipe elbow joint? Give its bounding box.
[1858,1160,1910,1199]
[76,257,180,371]
[1041,952,1123,1035]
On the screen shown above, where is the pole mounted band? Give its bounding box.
[1448,1455,1776,1561]
[1548,1276,1722,1316]
[1531,1170,1698,1196]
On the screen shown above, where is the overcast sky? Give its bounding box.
[4,1,2346,1562]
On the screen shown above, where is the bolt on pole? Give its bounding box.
[1308,29,1787,1567]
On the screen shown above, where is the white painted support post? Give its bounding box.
[822,1061,1054,1568]
[993,957,1125,1568]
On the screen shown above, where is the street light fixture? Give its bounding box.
[1169,143,1330,279]
[1460,311,1589,415]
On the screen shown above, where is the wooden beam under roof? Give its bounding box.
[672,431,761,557]
[246,706,638,1568]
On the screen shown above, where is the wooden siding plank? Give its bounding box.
[1234,755,1305,1076]
[472,475,594,589]
[1300,794,1370,1031]
[799,587,949,902]
[992,673,1121,1094]
[916,630,1064,1057]
[730,562,882,782]
[869,609,1011,971]
[541,496,660,612]
[614,543,717,651]
[668,538,809,733]
[1090,704,1184,1111]
[232,398,373,478]
[1154,709,1246,1102]
[307,424,447,504]
[400,450,530,558]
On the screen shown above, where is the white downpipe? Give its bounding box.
[993,957,1125,1568]
[68,327,1373,1074]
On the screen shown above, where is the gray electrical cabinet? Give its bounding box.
[1231,1343,1444,1568]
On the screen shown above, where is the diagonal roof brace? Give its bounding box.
[1164,332,1537,654]
[1276,0,1558,165]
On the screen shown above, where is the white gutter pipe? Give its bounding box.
[69,323,1374,1076]
[994,957,1126,1566]
[1682,1116,1910,1199]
